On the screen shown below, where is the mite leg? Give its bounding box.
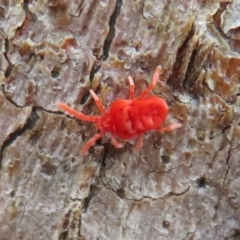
[128,76,135,100]
[160,123,182,132]
[57,102,100,122]
[81,132,104,155]
[110,134,124,148]
[90,90,107,114]
[139,66,162,99]
[134,135,143,151]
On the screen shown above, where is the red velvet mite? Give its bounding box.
[57,66,181,155]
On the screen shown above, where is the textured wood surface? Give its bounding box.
[0,1,240,239]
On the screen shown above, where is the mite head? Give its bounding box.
[95,113,111,133]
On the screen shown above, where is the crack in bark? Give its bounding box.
[81,185,95,213]
[170,20,195,80]
[3,38,13,78]
[222,146,231,187]
[0,108,39,168]
[58,208,71,240]
[77,147,105,214]
[204,81,236,105]
[89,63,101,83]
[183,40,214,95]
[103,182,190,202]
[78,0,123,124]
[225,228,240,240]
[23,0,29,12]
[149,163,193,175]
[212,2,232,41]
[183,212,203,240]
[2,89,24,108]
[78,213,82,239]
[102,0,122,61]
[213,144,232,221]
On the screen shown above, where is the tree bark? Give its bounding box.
[0,1,239,239]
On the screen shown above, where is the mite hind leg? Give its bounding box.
[139,66,162,99]
[89,90,107,114]
[159,123,182,132]
[110,134,124,148]
[133,135,143,151]
[81,132,104,155]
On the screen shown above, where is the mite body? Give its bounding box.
[57,66,181,155]
[109,96,168,140]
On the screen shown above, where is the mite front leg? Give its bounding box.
[57,102,100,122]
[128,76,135,100]
[90,90,107,114]
[139,66,162,99]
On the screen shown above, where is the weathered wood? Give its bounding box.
[0,1,239,239]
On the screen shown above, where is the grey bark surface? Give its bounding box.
[0,1,240,240]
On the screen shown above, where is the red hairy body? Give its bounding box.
[109,96,168,139]
[57,66,181,155]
